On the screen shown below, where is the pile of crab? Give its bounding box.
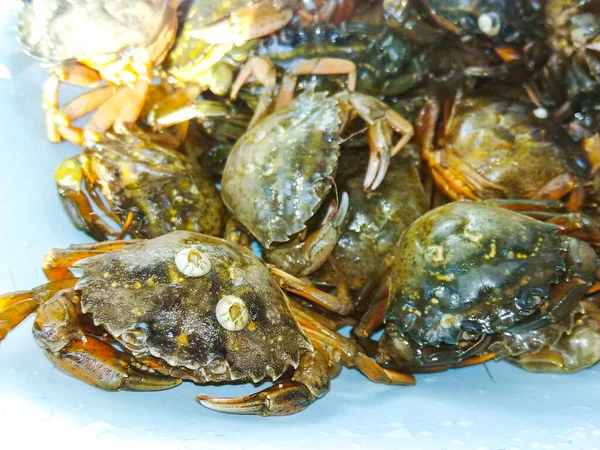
[3,0,600,416]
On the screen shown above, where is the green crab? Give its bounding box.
[221,89,414,289]
[355,201,600,371]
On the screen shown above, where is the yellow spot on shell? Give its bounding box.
[131,307,143,315]
[520,276,531,286]
[103,272,110,278]
[134,281,142,289]
[483,241,497,260]
[430,298,439,305]
[147,278,156,286]
[516,253,528,259]
[431,246,444,263]
[435,273,455,282]
[464,229,483,243]
[175,333,189,347]
[111,281,118,288]
[248,322,257,331]
[277,335,283,342]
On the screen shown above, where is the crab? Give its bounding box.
[18,0,179,146]
[353,200,600,371]
[55,131,225,240]
[142,0,318,135]
[270,147,429,303]
[221,89,414,281]
[417,0,547,74]
[526,0,600,116]
[251,22,424,98]
[419,92,594,210]
[0,232,413,416]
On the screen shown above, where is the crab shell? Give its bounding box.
[18,0,177,81]
[74,231,312,383]
[387,201,598,347]
[221,91,342,248]
[80,133,224,238]
[440,94,591,199]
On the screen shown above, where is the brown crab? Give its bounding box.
[0,232,413,416]
[419,92,593,210]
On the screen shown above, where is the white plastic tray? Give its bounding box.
[1,2,599,449]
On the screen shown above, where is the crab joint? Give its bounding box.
[216,295,250,331]
[175,247,211,277]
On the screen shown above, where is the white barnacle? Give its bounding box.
[216,295,249,331]
[175,247,211,277]
[533,107,548,119]
[478,12,501,36]
[440,313,463,330]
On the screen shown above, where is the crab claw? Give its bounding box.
[197,381,316,416]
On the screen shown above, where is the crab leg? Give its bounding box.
[293,306,415,385]
[265,193,349,277]
[114,77,150,129]
[0,279,77,340]
[230,56,278,127]
[34,289,180,391]
[343,93,414,191]
[288,297,356,331]
[58,85,116,124]
[270,267,354,315]
[43,240,140,281]
[85,82,143,136]
[43,63,101,143]
[275,58,358,109]
[197,350,330,416]
[55,157,123,241]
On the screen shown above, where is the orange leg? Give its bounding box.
[42,239,140,281]
[230,56,278,127]
[43,63,101,144]
[275,58,357,109]
[292,305,414,385]
[270,266,355,315]
[0,278,77,340]
[340,93,414,191]
[34,289,180,391]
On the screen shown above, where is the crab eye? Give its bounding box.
[478,12,502,36]
[216,295,250,331]
[175,247,212,277]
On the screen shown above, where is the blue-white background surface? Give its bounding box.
[0,2,599,449]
